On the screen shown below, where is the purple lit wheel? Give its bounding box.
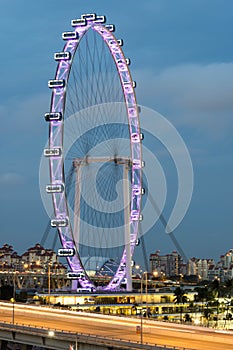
[45,14,142,291]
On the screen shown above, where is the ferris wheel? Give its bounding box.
[44,13,143,292]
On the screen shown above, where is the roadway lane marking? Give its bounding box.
[149,325,195,333]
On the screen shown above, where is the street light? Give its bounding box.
[10,271,16,324]
[48,263,51,306]
[141,271,148,316]
[140,271,148,348]
[47,260,53,306]
[10,297,15,324]
[69,334,78,350]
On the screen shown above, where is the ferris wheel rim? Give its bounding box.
[46,15,143,291]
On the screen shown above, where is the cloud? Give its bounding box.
[134,62,233,138]
[157,63,233,111]
[0,173,24,185]
[0,92,49,136]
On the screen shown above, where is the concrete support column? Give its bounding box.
[123,163,132,292]
[0,340,8,350]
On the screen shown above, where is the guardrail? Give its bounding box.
[0,321,195,350]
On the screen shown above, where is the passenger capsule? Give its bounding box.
[67,271,85,279]
[77,287,92,292]
[46,184,64,193]
[54,52,71,61]
[51,218,68,227]
[62,31,79,40]
[67,272,79,279]
[94,15,106,24]
[105,24,115,32]
[58,248,75,257]
[44,148,62,157]
[117,39,123,46]
[71,18,87,27]
[81,13,96,20]
[48,79,65,89]
[44,112,62,122]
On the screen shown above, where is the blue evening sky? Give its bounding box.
[0,0,232,264]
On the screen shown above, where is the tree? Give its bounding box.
[173,287,188,304]
[194,286,210,303]
[184,313,192,323]
[224,279,233,298]
[210,279,222,298]
[224,300,232,328]
[0,285,13,300]
[203,303,213,327]
[210,299,220,327]
[173,287,188,323]
[195,284,217,318]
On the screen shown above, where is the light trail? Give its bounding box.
[0,302,233,350]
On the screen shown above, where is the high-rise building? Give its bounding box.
[0,243,66,274]
[149,250,183,278]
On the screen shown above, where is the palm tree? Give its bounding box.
[173,287,188,323]
[210,279,222,298]
[203,303,213,327]
[209,279,223,327]
[224,279,233,298]
[194,286,211,309]
[211,299,220,327]
[184,313,192,323]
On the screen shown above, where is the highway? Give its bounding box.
[0,302,233,350]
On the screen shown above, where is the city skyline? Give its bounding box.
[0,1,232,263]
[1,240,233,277]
